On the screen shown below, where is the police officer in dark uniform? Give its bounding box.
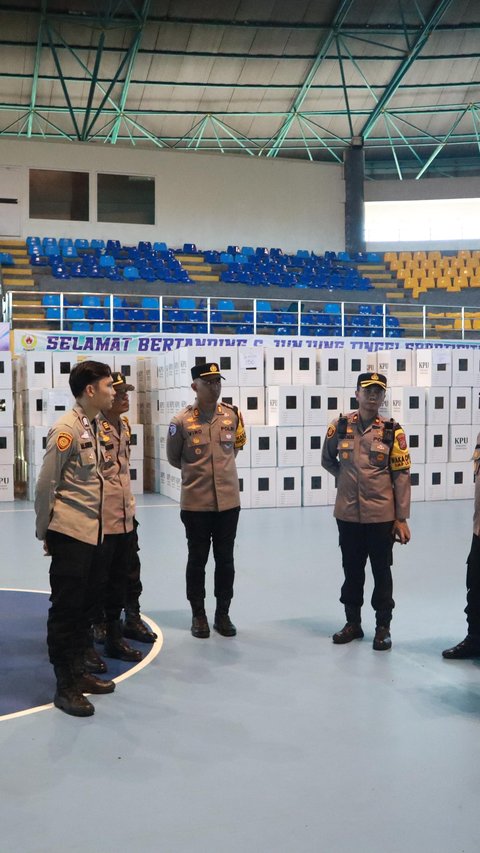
[35,361,116,717]
[166,362,246,639]
[443,430,480,659]
[321,372,411,651]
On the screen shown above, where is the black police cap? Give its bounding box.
[357,372,387,391]
[191,362,224,381]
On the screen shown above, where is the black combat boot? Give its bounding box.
[190,600,210,638]
[53,664,95,717]
[104,620,143,662]
[332,607,363,644]
[93,621,107,644]
[373,625,392,651]
[85,628,107,674]
[72,654,116,695]
[442,636,480,659]
[123,601,158,644]
[213,599,236,637]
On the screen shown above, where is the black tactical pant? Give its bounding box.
[46,530,105,668]
[465,534,480,640]
[180,507,240,605]
[337,519,395,625]
[94,530,136,623]
[125,522,142,606]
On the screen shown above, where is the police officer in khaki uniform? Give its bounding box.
[93,372,157,646]
[321,372,411,651]
[167,362,246,639]
[35,361,116,717]
[92,371,143,666]
[443,430,480,659]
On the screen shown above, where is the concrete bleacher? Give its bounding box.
[3,240,480,339]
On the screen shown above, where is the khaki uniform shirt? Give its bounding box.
[167,401,245,512]
[321,411,411,524]
[35,403,105,546]
[99,413,135,536]
[473,431,480,536]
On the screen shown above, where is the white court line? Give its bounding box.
[0,589,163,722]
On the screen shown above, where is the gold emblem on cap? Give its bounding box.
[210,364,218,373]
[371,373,379,380]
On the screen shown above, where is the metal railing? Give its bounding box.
[4,291,480,340]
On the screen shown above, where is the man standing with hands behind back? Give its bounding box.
[167,362,246,639]
[35,361,115,717]
[321,372,411,651]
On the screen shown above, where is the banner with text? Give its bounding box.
[12,329,480,355]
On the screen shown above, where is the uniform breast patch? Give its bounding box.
[327,424,336,438]
[56,432,73,452]
[169,423,177,436]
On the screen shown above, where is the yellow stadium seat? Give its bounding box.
[454,276,469,288]
[472,251,480,264]
[389,259,403,271]
[437,258,451,272]
[399,251,412,263]
[383,252,398,263]
[413,251,427,261]
[420,277,435,289]
[397,268,409,280]
[473,319,480,330]
[403,277,416,289]
[458,250,472,261]
[428,251,442,262]
[437,276,452,289]
[420,259,436,272]
[469,277,480,287]
[454,318,472,331]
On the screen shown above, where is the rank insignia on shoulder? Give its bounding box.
[82,416,90,428]
[56,432,73,452]
[327,424,336,438]
[169,423,177,436]
[217,405,223,413]
[397,432,407,451]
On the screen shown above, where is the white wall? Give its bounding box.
[365,177,480,251]
[0,139,345,253]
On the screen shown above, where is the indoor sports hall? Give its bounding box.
[1,3,480,853]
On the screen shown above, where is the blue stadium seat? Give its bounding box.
[45,307,61,320]
[124,266,140,281]
[86,308,106,321]
[42,294,61,307]
[178,298,196,310]
[71,321,91,332]
[66,308,85,321]
[217,299,235,311]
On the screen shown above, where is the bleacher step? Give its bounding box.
[190,274,220,282]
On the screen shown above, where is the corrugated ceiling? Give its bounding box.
[0,0,479,178]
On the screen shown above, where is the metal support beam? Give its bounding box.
[361,0,455,139]
[110,0,151,144]
[27,0,47,137]
[266,0,354,157]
